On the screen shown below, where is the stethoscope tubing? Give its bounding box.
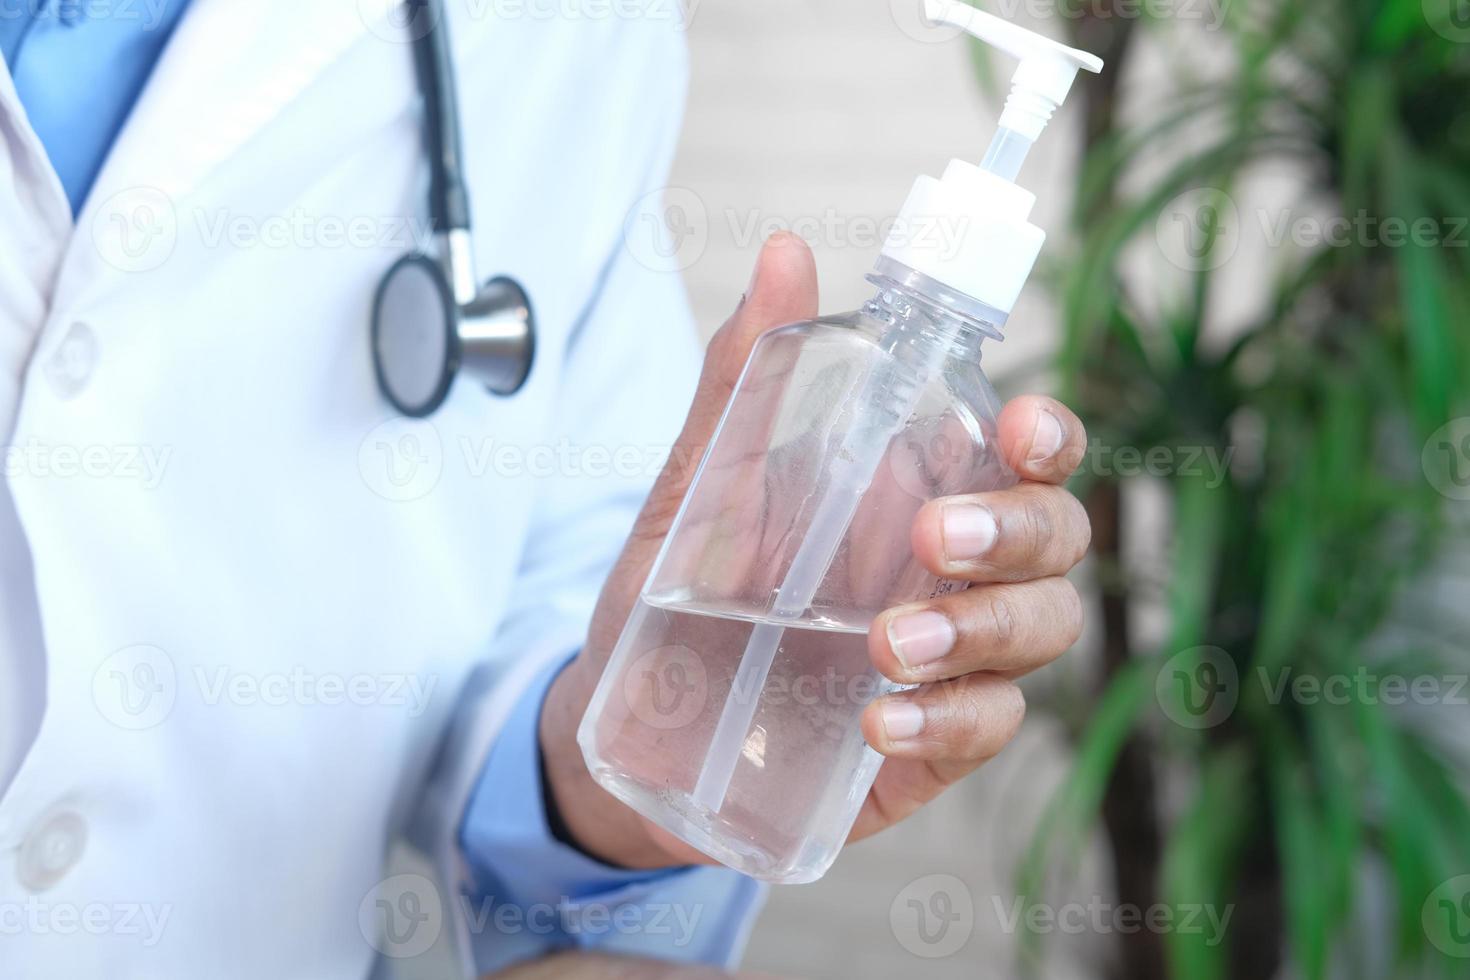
[410,0,472,235]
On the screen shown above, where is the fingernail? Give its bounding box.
[887,610,956,669]
[941,503,998,561]
[881,701,925,742]
[1029,409,1064,463]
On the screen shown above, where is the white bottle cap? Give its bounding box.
[883,160,1045,316]
[880,0,1103,316]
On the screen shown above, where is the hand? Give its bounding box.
[851,390,1089,839]
[539,233,1090,868]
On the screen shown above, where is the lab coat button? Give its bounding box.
[44,322,98,399]
[17,810,88,893]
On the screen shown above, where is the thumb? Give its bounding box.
[684,231,820,440]
[644,231,818,534]
[590,233,818,638]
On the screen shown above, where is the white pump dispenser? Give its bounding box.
[880,0,1103,316]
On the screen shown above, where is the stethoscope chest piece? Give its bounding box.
[371,250,534,418]
[372,253,458,418]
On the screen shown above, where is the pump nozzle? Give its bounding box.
[880,2,1103,314]
[924,0,1102,180]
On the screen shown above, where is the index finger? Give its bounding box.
[997,395,1089,485]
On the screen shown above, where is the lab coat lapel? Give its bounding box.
[90,0,389,206]
[0,57,70,230]
[59,0,403,303]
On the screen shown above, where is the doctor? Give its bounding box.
[0,0,1092,977]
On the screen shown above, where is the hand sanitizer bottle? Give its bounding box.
[579,0,1103,884]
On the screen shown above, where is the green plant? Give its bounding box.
[1007,1,1470,977]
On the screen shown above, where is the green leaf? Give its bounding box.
[1166,469,1229,655]
[1355,698,1441,958]
[1304,703,1364,929]
[1267,726,1332,980]
[1160,747,1254,980]
[1381,132,1458,430]
[1058,141,1258,384]
[1371,0,1438,49]
[1249,467,1316,679]
[1015,661,1154,966]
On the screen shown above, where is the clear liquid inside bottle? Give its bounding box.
[578,261,1017,882]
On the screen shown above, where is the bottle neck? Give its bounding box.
[864,257,1007,362]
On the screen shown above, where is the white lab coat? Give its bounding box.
[0,1,715,976]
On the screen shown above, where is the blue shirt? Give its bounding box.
[0,0,192,214]
[0,5,759,970]
[461,655,764,970]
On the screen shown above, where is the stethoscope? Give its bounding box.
[370,0,536,417]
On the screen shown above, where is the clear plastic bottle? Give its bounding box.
[577,258,1018,882]
[578,1,1103,882]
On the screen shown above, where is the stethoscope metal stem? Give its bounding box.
[442,229,479,307]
